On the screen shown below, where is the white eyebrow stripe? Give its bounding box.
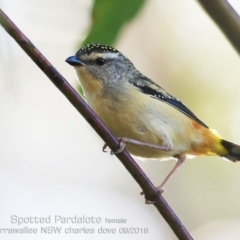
[89,52,120,59]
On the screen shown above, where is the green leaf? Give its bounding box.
[77,84,85,98]
[82,0,146,46]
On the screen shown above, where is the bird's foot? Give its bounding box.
[140,188,165,204]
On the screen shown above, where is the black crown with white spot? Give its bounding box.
[77,43,120,55]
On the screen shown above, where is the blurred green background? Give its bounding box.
[82,0,145,46]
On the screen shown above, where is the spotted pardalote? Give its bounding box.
[66,43,240,191]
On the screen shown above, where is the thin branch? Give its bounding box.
[0,9,193,240]
[197,0,240,55]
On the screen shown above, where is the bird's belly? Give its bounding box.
[99,110,190,159]
[91,95,202,160]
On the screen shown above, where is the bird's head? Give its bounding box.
[66,43,135,94]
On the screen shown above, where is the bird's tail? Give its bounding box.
[220,139,240,162]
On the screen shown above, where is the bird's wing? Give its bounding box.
[129,75,208,128]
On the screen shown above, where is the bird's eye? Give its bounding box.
[96,58,105,66]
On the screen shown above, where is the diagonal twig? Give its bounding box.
[197,0,240,55]
[0,8,193,240]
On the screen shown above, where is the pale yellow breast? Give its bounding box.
[91,86,199,159]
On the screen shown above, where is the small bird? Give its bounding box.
[66,43,240,192]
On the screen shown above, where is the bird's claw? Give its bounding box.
[102,143,108,152]
[140,188,164,204]
[111,139,126,154]
[102,138,126,155]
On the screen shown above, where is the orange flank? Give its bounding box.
[188,120,228,157]
[191,120,203,130]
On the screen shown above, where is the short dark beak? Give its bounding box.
[65,56,85,66]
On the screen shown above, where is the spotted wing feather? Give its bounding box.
[129,75,208,128]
